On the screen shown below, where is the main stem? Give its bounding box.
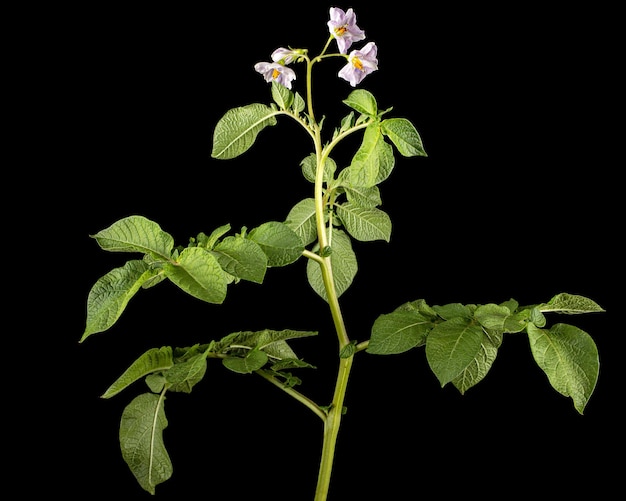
[315,354,353,500]
[310,78,354,500]
[301,52,359,499]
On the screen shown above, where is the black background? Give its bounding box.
[27,2,620,499]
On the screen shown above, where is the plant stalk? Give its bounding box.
[307,54,356,499]
[314,354,354,500]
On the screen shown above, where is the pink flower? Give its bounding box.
[254,61,297,89]
[327,7,366,54]
[271,47,298,65]
[338,42,378,87]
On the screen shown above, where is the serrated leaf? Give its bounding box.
[247,221,304,267]
[81,260,157,342]
[426,317,484,387]
[367,311,433,355]
[285,198,317,246]
[335,202,392,242]
[306,230,357,301]
[120,393,172,495]
[164,247,227,304]
[102,346,174,398]
[212,235,268,284]
[211,103,278,159]
[539,293,605,314]
[91,215,174,259]
[527,323,599,414]
[380,117,427,157]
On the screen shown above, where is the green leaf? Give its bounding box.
[199,223,231,250]
[101,346,174,398]
[347,124,395,187]
[539,293,605,314]
[293,92,305,113]
[145,373,168,394]
[306,230,357,301]
[529,307,547,327]
[91,215,174,260]
[342,183,382,209]
[164,353,208,393]
[335,202,392,242]
[452,331,501,394]
[340,342,357,358]
[342,88,378,117]
[271,80,294,109]
[394,298,439,318]
[285,198,317,246]
[339,111,355,133]
[426,317,484,387]
[214,329,318,359]
[367,310,433,355]
[527,323,599,414]
[223,350,269,374]
[474,303,529,333]
[81,260,157,342]
[120,393,172,495]
[211,103,278,160]
[270,358,316,371]
[247,221,304,267]
[300,153,336,183]
[381,118,427,157]
[432,303,472,320]
[164,247,227,304]
[212,235,268,284]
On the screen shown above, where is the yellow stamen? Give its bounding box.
[272,68,280,79]
[336,26,347,35]
[353,57,363,70]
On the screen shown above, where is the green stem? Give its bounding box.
[303,51,359,500]
[314,355,354,500]
[256,369,327,422]
[310,106,354,501]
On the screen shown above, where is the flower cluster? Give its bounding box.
[254,7,378,89]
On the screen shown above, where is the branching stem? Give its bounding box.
[256,369,327,422]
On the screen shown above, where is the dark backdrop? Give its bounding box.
[33,2,619,499]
